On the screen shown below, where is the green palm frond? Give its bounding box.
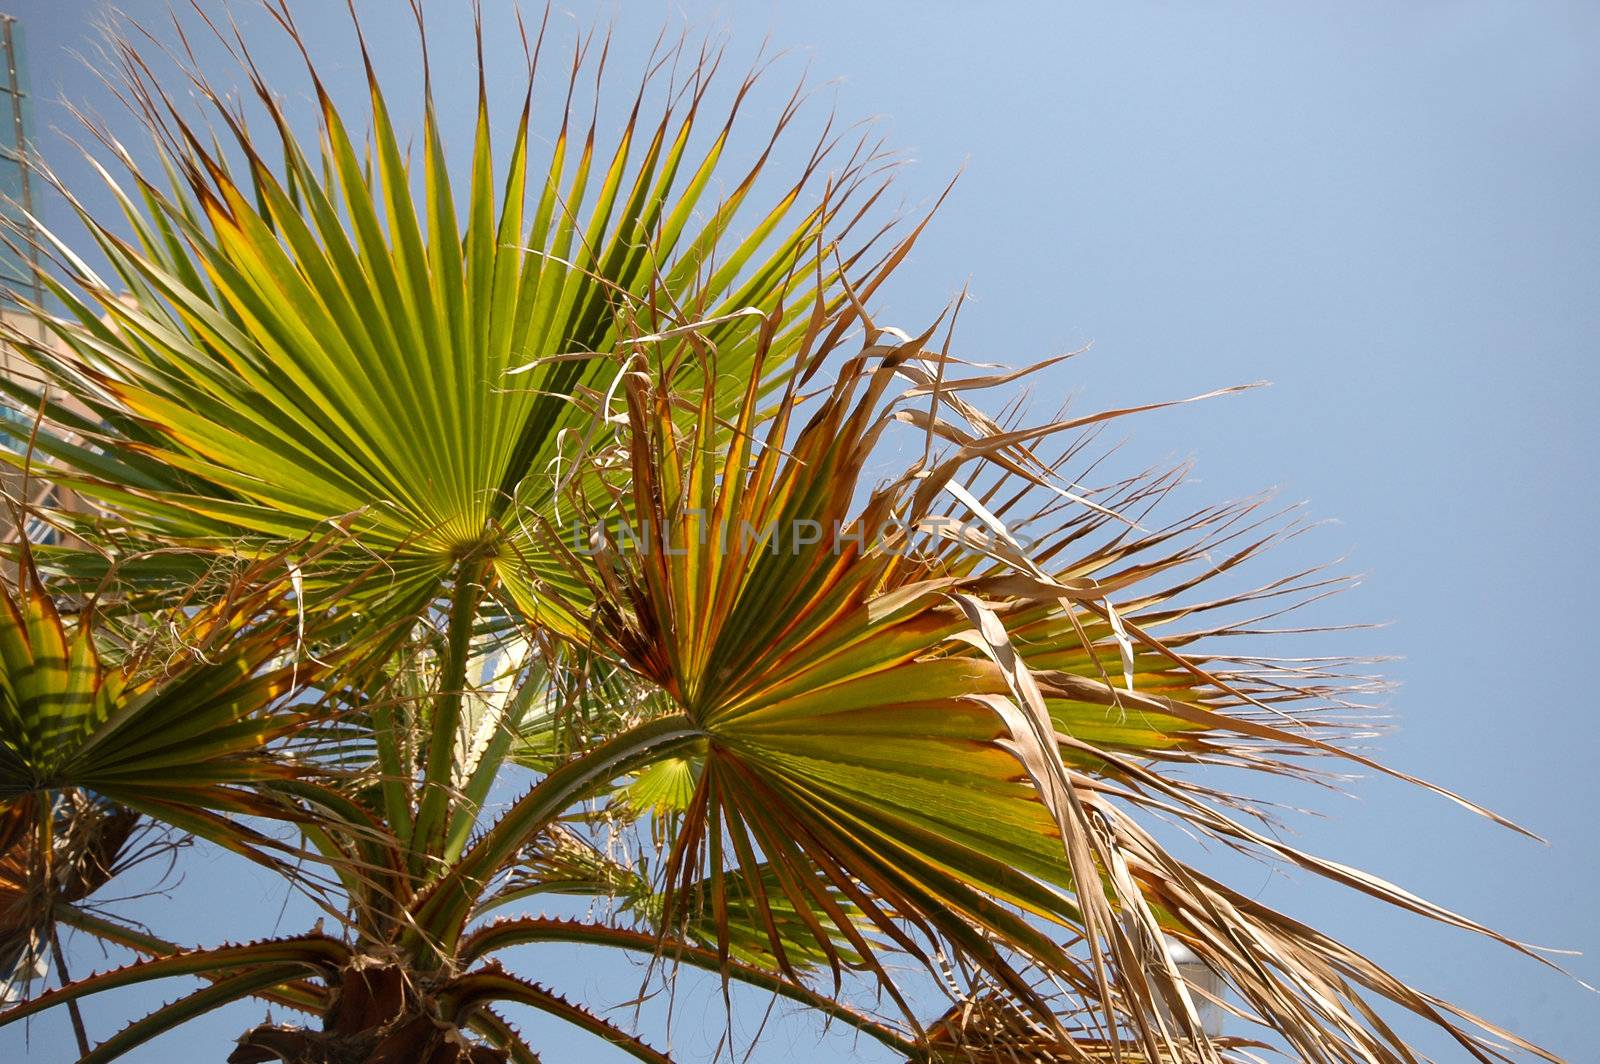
[3,1,888,622]
[0,553,313,811]
[0,539,381,907]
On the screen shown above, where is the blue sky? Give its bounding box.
[5,1,1597,1060]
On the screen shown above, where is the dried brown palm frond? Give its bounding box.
[462,273,1564,1063]
[0,793,138,1002]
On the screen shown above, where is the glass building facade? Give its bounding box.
[0,12,39,310]
[0,12,58,546]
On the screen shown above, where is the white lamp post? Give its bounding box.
[1160,936,1227,1038]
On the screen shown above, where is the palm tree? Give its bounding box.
[0,4,1565,1062]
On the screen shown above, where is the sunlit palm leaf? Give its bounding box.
[3,2,887,622]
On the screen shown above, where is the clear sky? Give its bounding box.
[4,1,1597,1061]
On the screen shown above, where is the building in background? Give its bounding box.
[0,12,39,311]
[0,12,82,550]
